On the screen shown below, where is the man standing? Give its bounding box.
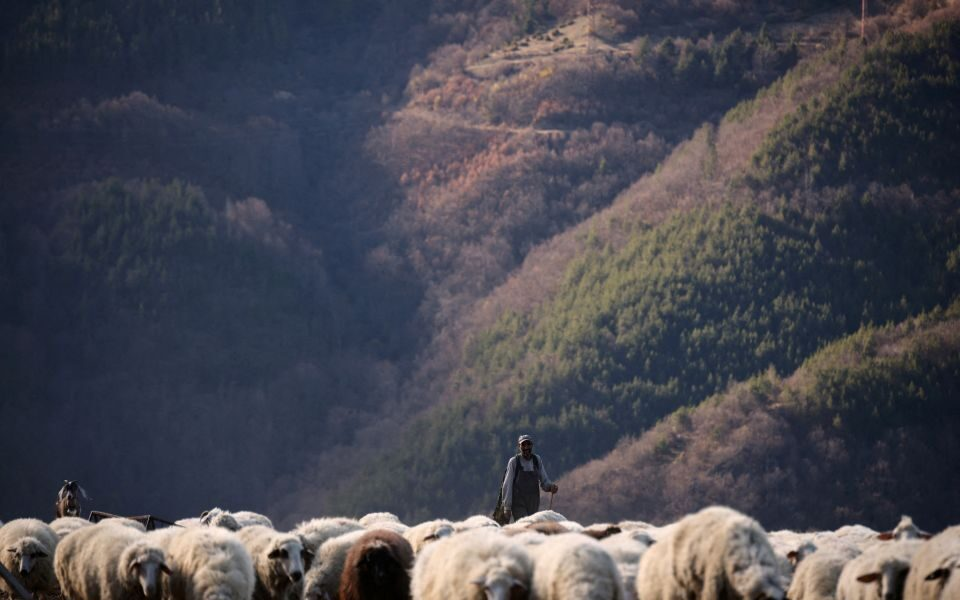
[501,434,559,522]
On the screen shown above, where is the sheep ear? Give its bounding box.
[510,578,527,591]
[925,568,950,581]
[268,548,281,559]
[160,562,173,575]
[857,573,881,583]
[35,550,48,559]
[787,551,799,561]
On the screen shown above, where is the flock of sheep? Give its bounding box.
[0,504,957,599]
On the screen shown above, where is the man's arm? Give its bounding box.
[537,456,559,493]
[502,457,517,511]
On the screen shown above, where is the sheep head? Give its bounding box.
[5,536,51,588]
[122,541,171,598]
[855,559,912,600]
[725,526,786,600]
[469,565,528,600]
[267,535,306,584]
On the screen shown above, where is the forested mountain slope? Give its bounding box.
[313,13,960,522]
[559,301,960,531]
[2,0,958,525]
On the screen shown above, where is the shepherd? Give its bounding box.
[500,434,559,523]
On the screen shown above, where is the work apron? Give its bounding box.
[511,465,541,519]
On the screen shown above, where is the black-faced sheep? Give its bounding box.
[529,533,625,600]
[236,525,311,600]
[411,528,533,600]
[0,518,60,598]
[903,525,960,600]
[836,539,922,600]
[338,529,414,600]
[55,520,171,600]
[160,526,255,600]
[635,506,787,600]
[302,529,366,600]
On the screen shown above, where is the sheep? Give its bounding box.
[454,515,501,532]
[402,519,454,555]
[635,506,787,600]
[50,516,92,540]
[365,520,409,535]
[200,508,272,530]
[294,518,365,556]
[617,521,655,532]
[529,532,625,600]
[358,513,402,527]
[339,529,414,600]
[903,525,960,600]
[787,547,861,600]
[514,510,567,525]
[836,538,923,600]
[581,523,623,541]
[879,516,932,542]
[411,528,533,600]
[54,519,171,600]
[601,531,655,600]
[831,525,883,553]
[0,518,60,598]
[237,524,311,600]
[302,529,366,600]
[175,518,203,528]
[160,525,255,600]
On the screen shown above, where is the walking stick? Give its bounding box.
[549,490,556,510]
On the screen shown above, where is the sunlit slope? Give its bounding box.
[327,18,960,521]
[559,301,960,531]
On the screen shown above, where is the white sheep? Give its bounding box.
[365,519,409,534]
[302,529,365,600]
[635,506,787,600]
[49,516,92,539]
[529,532,625,600]
[837,538,923,600]
[54,520,171,600]
[617,520,655,532]
[903,525,960,600]
[0,518,60,598]
[879,516,931,542]
[454,515,501,532]
[200,508,272,530]
[160,525,255,600]
[294,517,365,555]
[601,531,655,600]
[237,524,310,600]
[411,528,533,600]
[787,547,861,600]
[514,510,567,525]
[357,512,402,527]
[403,519,455,555]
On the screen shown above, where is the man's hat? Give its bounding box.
[518,434,533,444]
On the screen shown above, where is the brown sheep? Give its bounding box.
[338,529,414,600]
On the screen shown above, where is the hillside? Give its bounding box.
[559,301,960,531]
[313,12,960,522]
[2,0,958,525]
